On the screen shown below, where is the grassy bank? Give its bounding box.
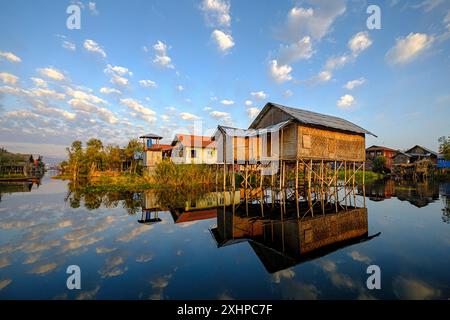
[53,162,217,192]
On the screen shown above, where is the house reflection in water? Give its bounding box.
[139,190,240,225]
[360,180,440,208]
[211,204,379,273]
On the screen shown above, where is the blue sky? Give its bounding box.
[0,0,449,158]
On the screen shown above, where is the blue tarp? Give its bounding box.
[438,159,450,168]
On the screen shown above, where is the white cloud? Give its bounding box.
[100,87,121,95]
[160,114,170,121]
[445,10,450,26]
[337,94,355,109]
[120,98,156,123]
[0,51,22,63]
[180,112,200,121]
[139,80,157,88]
[348,31,373,56]
[247,107,260,120]
[62,41,76,51]
[83,39,106,58]
[307,70,333,84]
[278,1,346,42]
[33,101,76,120]
[31,77,48,88]
[0,72,19,85]
[386,33,434,65]
[152,40,174,69]
[211,29,235,53]
[269,60,292,83]
[68,99,118,124]
[316,70,332,82]
[250,91,268,100]
[413,0,445,12]
[314,31,372,83]
[277,36,314,64]
[200,0,231,28]
[244,100,253,106]
[176,85,184,92]
[110,74,128,87]
[103,65,132,87]
[37,67,65,81]
[203,106,212,111]
[220,99,234,105]
[66,88,106,105]
[283,89,293,98]
[88,2,99,15]
[325,55,350,70]
[31,88,65,100]
[344,77,366,90]
[104,64,132,76]
[210,110,232,124]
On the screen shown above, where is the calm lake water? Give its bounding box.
[0,174,449,300]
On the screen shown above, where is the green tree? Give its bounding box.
[66,140,84,181]
[438,136,450,160]
[85,138,104,177]
[124,139,142,174]
[372,156,387,174]
[105,145,122,171]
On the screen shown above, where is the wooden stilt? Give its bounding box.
[295,159,299,219]
[363,161,366,208]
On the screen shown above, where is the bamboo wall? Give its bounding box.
[297,125,365,162]
[216,123,366,163]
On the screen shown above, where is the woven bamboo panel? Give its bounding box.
[298,125,365,161]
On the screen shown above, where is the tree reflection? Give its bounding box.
[442,196,450,224]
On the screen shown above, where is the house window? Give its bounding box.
[178,149,183,157]
[266,133,272,157]
[191,149,197,158]
[207,150,213,157]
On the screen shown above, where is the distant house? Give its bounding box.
[171,134,217,164]
[366,145,398,169]
[393,145,438,166]
[0,149,44,178]
[392,151,412,166]
[405,145,438,163]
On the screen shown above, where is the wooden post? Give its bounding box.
[353,161,356,208]
[295,159,299,219]
[271,163,275,209]
[245,163,248,216]
[334,160,338,213]
[344,161,347,210]
[308,159,313,216]
[363,161,366,208]
[260,166,264,216]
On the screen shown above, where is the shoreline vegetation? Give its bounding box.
[53,159,386,192]
[52,138,450,192]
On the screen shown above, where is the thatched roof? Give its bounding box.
[249,102,376,136]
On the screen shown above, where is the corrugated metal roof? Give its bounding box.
[250,102,376,136]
